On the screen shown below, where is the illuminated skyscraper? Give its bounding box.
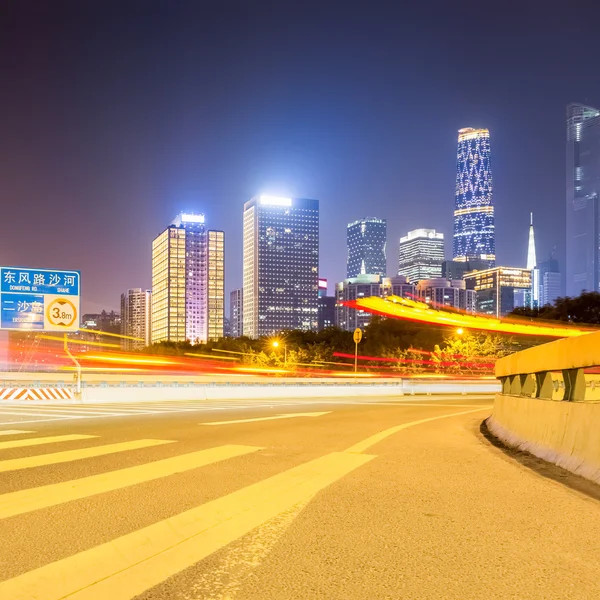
[347,218,387,277]
[151,213,224,344]
[526,212,540,309]
[398,228,444,282]
[566,103,600,295]
[453,128,495,267]
[243,195,319,338]
[229,289,243,338]
[120,288,151,350]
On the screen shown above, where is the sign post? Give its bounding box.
[353,327,362,373]
[0,267,81,396]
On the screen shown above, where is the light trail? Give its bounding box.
[342,296,596,338]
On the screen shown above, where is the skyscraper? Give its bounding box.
[526,213,540,309]
[538,256,562,306]
[229,289,243,338]
[398,228,444,282]
[453,127,495,267]
[464,267,531,318]
[346,218,387,277]
[120,288,151,350]
[566,103,600,295]
[243,195,319,338]
[151,212,224,344]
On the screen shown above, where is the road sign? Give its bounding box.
[0,267,80,332]
[353,328,363,344]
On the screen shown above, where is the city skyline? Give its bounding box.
[2,4,598,313]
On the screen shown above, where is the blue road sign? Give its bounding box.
[0,267,81,332]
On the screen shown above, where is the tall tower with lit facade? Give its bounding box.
[453,127,495,267]
[243,195,319,338]
[151,213,224,344]
[566,103,600,295]
[346,218,387,278]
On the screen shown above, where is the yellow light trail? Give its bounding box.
[39,335,120,349]
[344,296,596,338]
[80,355,177,365]
[184,352,237,361]
[77,328,144,341]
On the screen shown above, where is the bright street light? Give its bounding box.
[456,328,464,335]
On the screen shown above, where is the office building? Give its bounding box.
[442,259,489,283]
[416,279,476,312]
[538,256,562,306]
[243,195,319,338]
[566,103,600,295]
[151,212,224,344]
[463,267,531,318]
[229,289,243,338]
[120,289,151,350]
[398,229,444,282]
[453,128,495,267]
[347,218,387,278]
[335,275,415,331]
[317,279,335,330]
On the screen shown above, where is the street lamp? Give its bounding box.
[456,328,464,335]
[272,340,287,365]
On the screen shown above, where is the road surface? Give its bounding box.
[0,395,599,599]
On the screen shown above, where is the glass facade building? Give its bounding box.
[347,218,387,278]
[243,195,319,338]
[453,128,495,267]
[229,288,243,338]
[398,228,444,282]
[463,267,531,318]
[151,213,224,344]
[335,275,415,332]
[416,279,476,312]
[120,288,151,350]
[566,103,600,295]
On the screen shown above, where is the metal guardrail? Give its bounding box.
[495,330,600,402]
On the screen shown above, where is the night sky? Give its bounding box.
[3,1,600,313]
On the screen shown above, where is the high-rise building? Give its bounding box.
[346,218,387,278]
[526,213,540,309]
[229,289,243,338]
[442,259,489,282]
[243,195,319,338]
[151,212,224,344]
[453,127,495,267]
[120,289,151,350]
[416,279,476,312]
[398,229,444,282]
[463,267,531,318]
[335,275,414,331]
[317,279,335,331]
[566,103,600,295]
[538,256,562,306]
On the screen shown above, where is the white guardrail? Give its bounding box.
[0,373,500,403]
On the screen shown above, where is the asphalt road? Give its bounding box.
[0,394,599,599]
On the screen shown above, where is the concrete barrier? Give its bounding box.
[491,330,600,484]
[488,394,600,484]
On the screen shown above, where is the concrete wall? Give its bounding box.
[488,394,600,484]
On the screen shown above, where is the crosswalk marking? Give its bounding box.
[0,450,375,600]
[0,430,34,436]
[0,438,173,473]
[0,434,96,451]
[0,444,262,520]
